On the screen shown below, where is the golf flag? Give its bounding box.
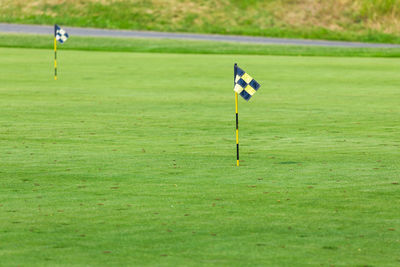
[234,65,261,101]
[55,24,69,43]
[234,64,261,166]
[54,24,69,80]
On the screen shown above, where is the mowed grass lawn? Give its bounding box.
[0,47,399,266]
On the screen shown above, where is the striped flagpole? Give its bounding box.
[234,63,239,166]
[54,25,57,80]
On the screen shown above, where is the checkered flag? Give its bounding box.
[55,24,69,43]
[233,65,261,101]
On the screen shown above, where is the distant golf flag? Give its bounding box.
[54,24,69,80]
[55,25,69,43]
[234,63,261,166]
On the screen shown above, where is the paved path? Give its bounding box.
[1,23,399,48]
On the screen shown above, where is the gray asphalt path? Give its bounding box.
[1,22,399,48]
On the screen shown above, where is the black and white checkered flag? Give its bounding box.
[55,24,69,43]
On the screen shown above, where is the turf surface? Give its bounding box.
[0,47,399,266]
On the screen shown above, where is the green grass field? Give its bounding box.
[2,34,400,58]
[1,45,400,266]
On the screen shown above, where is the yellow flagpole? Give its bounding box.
[54,37,57,80]
[234,63,239,167]
[235,91,239,166]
